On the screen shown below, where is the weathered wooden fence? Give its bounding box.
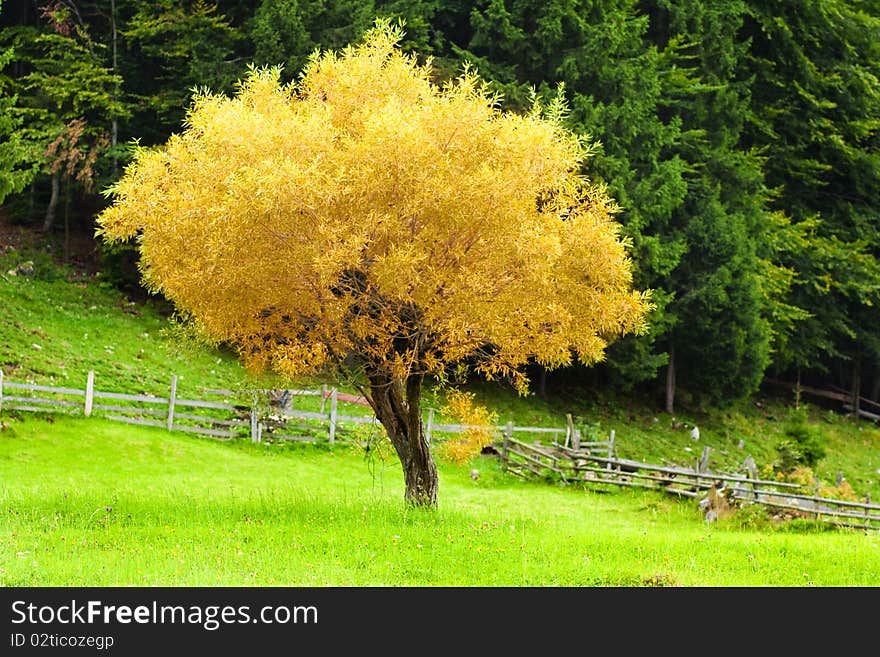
[0,370,578,449]
[498,435,880,531]
[4,369,878,530]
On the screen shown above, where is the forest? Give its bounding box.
[1,0,878,414]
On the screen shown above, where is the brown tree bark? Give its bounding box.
[851,354,861,418]
[665,344,676,415]
[367,372,438,507]
[43,171,60,232]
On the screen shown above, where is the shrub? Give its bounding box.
[438,390,498,465]
[774,417,826,474]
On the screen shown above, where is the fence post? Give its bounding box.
[84,370,95,417]
[250,392,259,443]
[607,429,615,470]
[167,374,177,431]
[0,369,4,415]
[426,408,434,443]
[744,456,758,501]
[328,387,338,444]
[320,384,328,413]
[502,422,513,470]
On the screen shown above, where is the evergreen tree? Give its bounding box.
[742,0,880,404]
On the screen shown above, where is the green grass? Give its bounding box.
[1,415,878,586]
[0,245,253,398]
[2,233,880,586]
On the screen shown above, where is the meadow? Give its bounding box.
[2,241,879,587]
[1,415,878,587]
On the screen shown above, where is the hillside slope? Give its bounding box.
[2,229,879,503]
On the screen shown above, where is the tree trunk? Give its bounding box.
[851,354,861,418]
[367,372,438,507]
[665,344,676,414]
[111,0,119,179]
[43,172,60,232]
[870,367,880,403]
[538,366,547,399]
[63,177,70,262]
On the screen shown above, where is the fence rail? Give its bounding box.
[3,369,878,531]
[0,370,572,448]
[497,436,880,531]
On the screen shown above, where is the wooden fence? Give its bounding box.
[4,369,878,531]
[0,370,579,448]
[498,436,880,531]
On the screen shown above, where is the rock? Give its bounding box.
[470,469,479,481]
[16,261,35,277]
[691,425,700,441]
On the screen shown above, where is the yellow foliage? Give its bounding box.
[97,20,651,388]
[438,390,498,464]
[772,466,860,502]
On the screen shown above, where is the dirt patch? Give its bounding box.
[0,214,101,275]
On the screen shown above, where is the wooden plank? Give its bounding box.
[167,375,177,431]
[93,391,168,403]
[328,387,338,444]
[281,409,330,421]
[84,370,94,417]
[272,423,325,433]
[580,475,659,492]
[573,464,713,490]
[507,447,565,475]
[502,422,512,470]
[579,473,703,500]
[171,412,247,427]
[2,381,85,395]
[91,404,166,416]
[173,398,238,411]
[171,424,236,438]
[735,497,880,524]
[509,426,567,435]
[250,392,259,443]
[429,422,565,434]
[842,404,880,422]
[273,434,319,443]
[106,415,166,428]
[2,396,82,407]
[506,436,558,459]
[426,408,434,442]
[576,454,805,489]
[726,485,880,512]
[200,388,237,396]
[5,405,80,414]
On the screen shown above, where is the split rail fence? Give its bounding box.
[2,369,878,531]
[499,434,880,531]
[0,370,581,448]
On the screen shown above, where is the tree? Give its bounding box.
[0,44,36,204]
[741,0,880,403]
[446,1,778,411]
[97,22,651,506]
[1,7,127,232]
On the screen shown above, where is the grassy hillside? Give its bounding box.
[2,415,878,586]
[2,230,880,509]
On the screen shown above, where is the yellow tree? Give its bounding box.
[97,22,651,507]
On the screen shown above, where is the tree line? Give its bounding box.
[2,0,878,413]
